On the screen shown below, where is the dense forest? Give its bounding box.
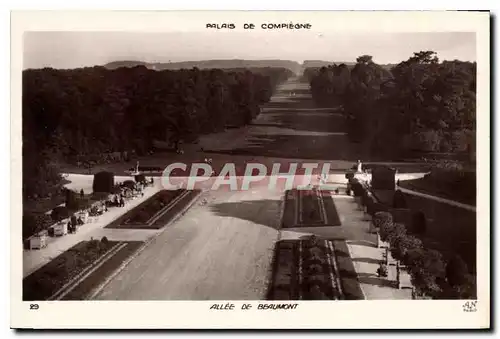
[305,52,476,161]
[22,65,293,202]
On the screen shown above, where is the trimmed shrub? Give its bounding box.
[50,206,70,222]
[387,223,407,258]
[101,236,109,246]
[375,212,394,241]
[23,213,53,240]
[406,248,446,298]
[392,233,423,263]
[92,171,115,193]
[392,189,407,209]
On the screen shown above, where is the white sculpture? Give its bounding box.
[357,160,363,173]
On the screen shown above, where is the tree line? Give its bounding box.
[23,66,293,201]
[305,52,476,161]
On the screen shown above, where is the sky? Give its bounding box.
[23,31,476,69]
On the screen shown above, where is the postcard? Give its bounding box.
[11,10,490,329]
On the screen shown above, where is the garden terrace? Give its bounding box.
[105,189,201,230]
[267,237,343,300]
[23,239,119,301]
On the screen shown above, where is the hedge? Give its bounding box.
[65,189,79,210]
[23,213,53,240]
[93,171,115,193]
[50,206,70,222]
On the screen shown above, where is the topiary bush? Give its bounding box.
[387,223,407,258]
[376,212,394,242]
[23,212,54,240]
[50,206,70,222]
[92,171,115,193]
[405,248,446,298]
[101,236,109,246]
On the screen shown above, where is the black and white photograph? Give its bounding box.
[10,10,490,329]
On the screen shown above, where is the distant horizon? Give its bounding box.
[23,56,476,71]
[23,31,476,70]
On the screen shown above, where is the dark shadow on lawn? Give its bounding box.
[253,114,347,134]
[204,134,364,161]
[210,199,282,230]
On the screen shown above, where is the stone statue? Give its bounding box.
[357,160,363,173]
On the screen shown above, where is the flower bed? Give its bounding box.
[105,189,201,230]
[299,190,324,224]
[267,237,343,300]
[23,239,118,301]
[124,190,185,225]
[281,189,342,228]
[61,241,144,300]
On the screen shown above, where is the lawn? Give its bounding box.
[105,189,201,229]
[399,174,476,206]
[61,241,144,300]
[23,240,119,301]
